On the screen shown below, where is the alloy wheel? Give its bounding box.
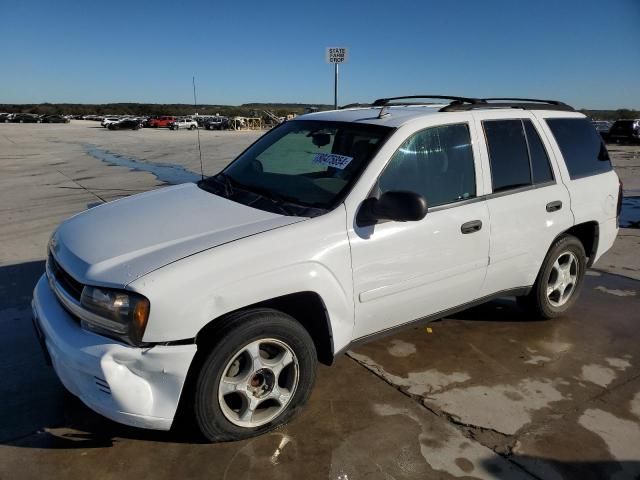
[217,338,299,428]
[547,251,579,307]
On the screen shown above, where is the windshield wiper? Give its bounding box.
[238,183,298,216]
[210,173,322,216]
[208,172,235,197]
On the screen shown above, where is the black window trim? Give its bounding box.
[370,121,478,210]
[482,118,557,195]
[429,179,557,212]
[522,118,556,184]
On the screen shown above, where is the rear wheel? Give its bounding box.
[517,234,586,318]
[193,309,317,442]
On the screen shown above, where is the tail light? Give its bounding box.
[617,178,623,219]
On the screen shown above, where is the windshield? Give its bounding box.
[200,120,393,216]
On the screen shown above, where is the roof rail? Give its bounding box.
[369,95,575,113]
[483,97,564,104]
[339,103,371,110]
[440,97,574,112]
[372,95,483,107]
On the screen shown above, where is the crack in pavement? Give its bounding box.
[345,352,541,479]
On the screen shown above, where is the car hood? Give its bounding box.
[51,183,305,287]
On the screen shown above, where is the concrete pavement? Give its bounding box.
[0,121,638,479]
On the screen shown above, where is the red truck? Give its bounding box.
[148,116,176,128]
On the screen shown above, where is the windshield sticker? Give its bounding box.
[312,153,353,170]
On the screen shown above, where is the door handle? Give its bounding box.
[546,201,562,212]
[461,220,482,234]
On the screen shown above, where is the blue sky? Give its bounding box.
[2,0,639,109]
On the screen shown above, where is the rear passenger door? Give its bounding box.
[472,111,573,295]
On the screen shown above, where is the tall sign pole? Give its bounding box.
[334,63,338,110]
[326,47,348,110]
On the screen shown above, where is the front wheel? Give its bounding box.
[518,234,586,318]
[193,309,317,442]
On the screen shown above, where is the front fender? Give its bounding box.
[129,207,355,354]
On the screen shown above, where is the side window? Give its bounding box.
[523,120,554,183]
[546,118,612,179]
[483,120,531,192]
[378,123,476,207]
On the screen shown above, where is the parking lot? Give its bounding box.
[0,121,639,479]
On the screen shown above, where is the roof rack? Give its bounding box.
[339,103,371,110]
[372,95,483,107]
[440,97,574,112]
[366,96,575,115]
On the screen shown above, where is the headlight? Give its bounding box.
[80,286,150,346]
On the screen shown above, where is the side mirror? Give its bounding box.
[357,191,428,226]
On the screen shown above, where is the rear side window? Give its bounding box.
[546,118,612,179]
[379,123,476,207]
[483,120,531,192]
[523,120,554,184]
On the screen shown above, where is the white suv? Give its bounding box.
[32,96,621,441]
[170,117,198,130]
[100,117,120,127]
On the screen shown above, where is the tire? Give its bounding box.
[189,125,195,130]
[193,308,317,442]
[517,234,586,319]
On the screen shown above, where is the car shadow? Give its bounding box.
[446,297,543,323]
[0,260,206,448]
[482,456,640,479]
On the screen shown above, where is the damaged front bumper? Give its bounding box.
[32,275,197,430]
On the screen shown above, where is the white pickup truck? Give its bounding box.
[33,96,621,442]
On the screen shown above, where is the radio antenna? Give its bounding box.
[192,76,204,181]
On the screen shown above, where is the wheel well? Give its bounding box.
[196,292,334,366]
[564,221,599,266]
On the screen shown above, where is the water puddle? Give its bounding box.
[620,196,640,229]
[85,146,201,185]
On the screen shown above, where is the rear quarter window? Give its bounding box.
[546,118,612,179]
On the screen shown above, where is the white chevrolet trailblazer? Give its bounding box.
[32,96,621,441]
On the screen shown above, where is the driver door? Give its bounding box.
[347,121,490,339]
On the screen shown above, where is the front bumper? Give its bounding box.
[32,275,197,431]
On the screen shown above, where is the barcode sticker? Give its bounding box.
[312,153,353,170]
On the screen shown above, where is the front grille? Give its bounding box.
[48,252,84,301]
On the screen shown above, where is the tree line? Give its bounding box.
[0,102,332,117]
[0,103,636,121]
[579,109,640,121]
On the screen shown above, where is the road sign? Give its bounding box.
[326,48,348,109]
[326,47,349,64]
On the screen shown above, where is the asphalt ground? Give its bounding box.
[0,121,638,479]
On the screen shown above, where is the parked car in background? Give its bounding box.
[101,117,120,128]
[33,95,621,442]
[41,115,70,124]
[0,113,12,123]
[11,114,40,123]
[205,116,229,130]
[148,116,176,128]
[607,119,640,144]
[169,118,198,130]
[591,120,611,141]
[108,119,142,130]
